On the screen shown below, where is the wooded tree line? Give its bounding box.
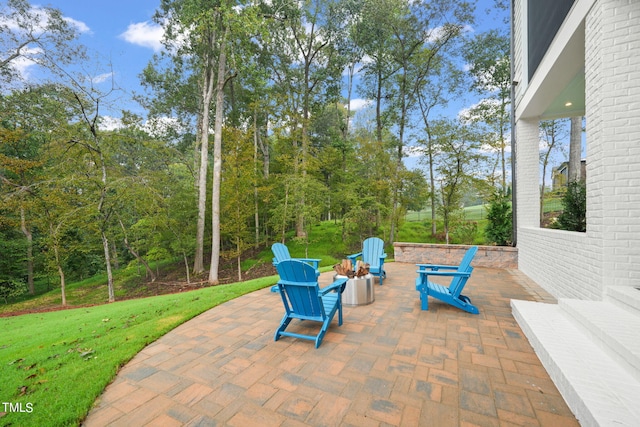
[0,0,510,303]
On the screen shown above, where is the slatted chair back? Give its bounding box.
[362,237,385,268]
[448,246,478,296]
[272,242,292,264]
[274,260,346,348]
[276,260,324,321]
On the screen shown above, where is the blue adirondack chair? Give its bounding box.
[347,237,387,285]
[274,260,348,348]
[271,242,321,271]
[415,246,479,314]
[270,243,321,292]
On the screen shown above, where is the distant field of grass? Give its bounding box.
[542,196,563,212]
[406,204,488,222]
[407,197,563,224]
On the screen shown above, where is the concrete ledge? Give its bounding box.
[393,242,518,268]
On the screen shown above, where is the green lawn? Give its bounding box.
[0,275,277,427]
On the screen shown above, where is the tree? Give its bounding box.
[399,169,429,212]
[464,29,511,190]
[557,181,586,232]
[0,0,86,87]
[0,226,27,303]
[265,0,347,239]
[414,25,468,236]
[1,0,86,295]
[66,91,119,302]
[154,0,260,284]
[220,127,255,281]
[354,0,473,243]
[568,116,583,183]
[539,119,568,225]
[433,119,483,244]
[340,127,394,243]
[485,189,512,245]
[0,122,40,295]
[353,0,396,143]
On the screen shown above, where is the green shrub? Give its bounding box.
[0,279,27,304]
[452,221,478,245]
[557,181,586,232]
[484,190,513,246]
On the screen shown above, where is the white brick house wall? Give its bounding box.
[512,0,525,103]
[514,0,640,300]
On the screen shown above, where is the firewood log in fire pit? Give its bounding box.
[333,259,370,278]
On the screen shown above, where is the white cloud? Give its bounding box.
[63,16,91,34]
[119,21,164,52]
[9,47,41,79]
[0,7,90,82]
[404,145,423,158]
[92,72,113,84]
[2,6,90,33]
[348,98,371,111]
[143,116,187,137]
[99,116,124,131]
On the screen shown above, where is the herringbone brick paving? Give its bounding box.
[83,263,579,426]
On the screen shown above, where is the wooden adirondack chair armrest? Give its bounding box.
[321,277,348,295]
[380,253,387,259]
[416,270,471,278]
[347,252,363,260]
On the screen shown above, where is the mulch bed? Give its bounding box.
[1,255,277,318]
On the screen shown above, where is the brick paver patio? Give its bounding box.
[83,263,579,426]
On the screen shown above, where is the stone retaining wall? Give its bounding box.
[393,243,518,269]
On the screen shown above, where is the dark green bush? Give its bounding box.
[452,221,478,245]
[485,190,512,246]
[557,181,586,232]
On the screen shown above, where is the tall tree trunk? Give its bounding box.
[53,244,66,306]
[48,221,67,305]
[260,113,270,180]
[193,65,216,274]
[20,207,34,295]
[236,237,242,282]
[500,100,508,190]
[208,30,229,285]
[539,135,554,226]
[346,62,355,137]
[429,145,437,236]
[540,161,548,226]
[376,67,383,143]
[281,182,289,243]
[101,231,115,302]
[111,240,119,270]
[296,57,313,239]
[182,252,191,285]
[569,116,582,183]
[95,147,115,303]
[253,108,260,247]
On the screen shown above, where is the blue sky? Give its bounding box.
[19,0,509,174]
[35,0,163,116]
[23,0,507,121]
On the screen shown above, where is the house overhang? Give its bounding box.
[515,0,594,121]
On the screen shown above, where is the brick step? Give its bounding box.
[512,300,640,427]
[605,286,640,316]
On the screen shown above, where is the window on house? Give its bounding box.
[539,116,586,231]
